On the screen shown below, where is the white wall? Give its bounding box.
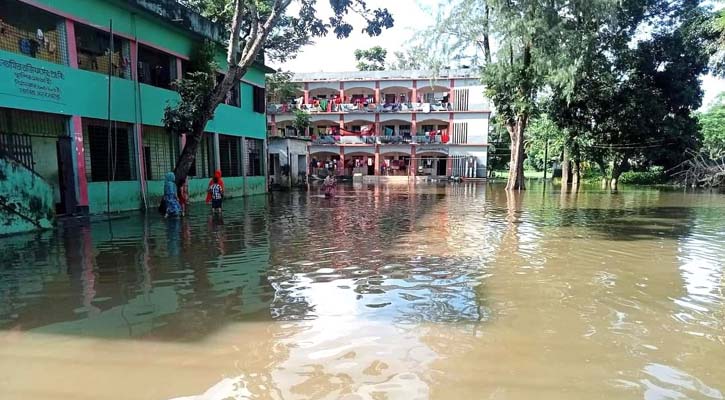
[452,113,490,145]
[454,78,489,111]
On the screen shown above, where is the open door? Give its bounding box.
[56,137,77,215]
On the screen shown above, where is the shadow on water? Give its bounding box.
[0,182,722,343]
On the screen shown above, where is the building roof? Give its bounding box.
[291,69,480,82]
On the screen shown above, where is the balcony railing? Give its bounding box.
[267,102,454,115]
[311,134,448,145]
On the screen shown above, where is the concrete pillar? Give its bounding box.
[374,113,381,137]
[449,79,455,110]
[338,147,345,177]
[412,80,418,103]
[176,58,183,80]
[213,133,221,172]
[134,124,147,207]
[303,82,310,104]
[374,81,381,104]
[446,156,453,177]
[374,144,381,176]
[410,145,417,178]
[70,116,89,209]
[261,137,268,193]
[339,81,345,102]
[241,136,248,195]
[411,113,417,137]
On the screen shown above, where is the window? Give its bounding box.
[399,125,411,136]
[187,134,212,178]
[245,138,263,176]
[142,126,178,180]
[137,45,174,89]
[75,23,130,78]
[422,125,435,133]
[219,134,242,177]
[0,0,66,64]
[83,121,135,182]
[384,93,396,104]
[0,108,67,174]
[253,86,265,113]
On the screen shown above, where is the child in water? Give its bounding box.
[208,176,224,214]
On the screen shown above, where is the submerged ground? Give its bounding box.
[1,182,724,399]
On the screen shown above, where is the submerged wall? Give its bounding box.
[0,156,54,236]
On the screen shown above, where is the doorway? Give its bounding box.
[437,157,448,176]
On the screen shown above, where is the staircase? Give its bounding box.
[0,155,54,236]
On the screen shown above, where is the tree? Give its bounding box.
[482,0,621,190]
[525,114,564,173]
[266,71,300,104]
[292,109,311,136]
[166,0,394,186]
[354,46,387,71]
[698,93,725,158]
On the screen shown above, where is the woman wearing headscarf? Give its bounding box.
[206,170,225,204]
[164,172,183,218]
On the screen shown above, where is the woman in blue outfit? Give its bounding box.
[164,172,183,218]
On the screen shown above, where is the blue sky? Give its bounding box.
[271,0,724,110]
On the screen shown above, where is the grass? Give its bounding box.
[491,170,548,179]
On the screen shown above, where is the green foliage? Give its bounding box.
[354,46,387,71]
[619,168,668,185]
[163,72,216,137]
[525,114,565,171]
[266,71,301,103]
[293,109,311,135]
[187,40,218,76]
[164,41,218,137]
[699,93,725,158]
[179,0,395,63]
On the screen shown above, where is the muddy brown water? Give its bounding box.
[1,183,724,400]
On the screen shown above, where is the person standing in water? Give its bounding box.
[208,176,224,214]
[163,172,183,218]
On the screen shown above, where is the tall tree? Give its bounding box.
[699,93,725,158]
[166,0,394,185]
[482,0,621,190]
[354,46,387,71]
[551,1,716,190]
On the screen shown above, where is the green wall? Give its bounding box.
[87,181,142,214]
[0,50,266,139]
[0,157,54,236]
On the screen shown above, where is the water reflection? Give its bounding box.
[0,183,724,399]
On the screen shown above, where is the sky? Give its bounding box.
[269,0,725,110]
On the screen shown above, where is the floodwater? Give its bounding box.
[1,183,724,400]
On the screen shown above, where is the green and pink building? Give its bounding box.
[0,0,271,235]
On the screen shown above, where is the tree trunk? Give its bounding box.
[561,147,571,187]
[483,3,491,64]
[173,65,246,185]
[595,159,609,189]
[506,117,526,191]
[571,158,581,190]
[610,158,629,192]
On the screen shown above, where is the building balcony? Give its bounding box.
[267,102,454,115]
[311,134,448,145]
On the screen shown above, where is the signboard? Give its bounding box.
[0,54,66,104]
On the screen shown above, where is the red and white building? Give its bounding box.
[267,69,490,180]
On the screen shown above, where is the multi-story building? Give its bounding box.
[0,0,272,235]
[267,70,490,181]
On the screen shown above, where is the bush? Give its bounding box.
[619,168,667,185]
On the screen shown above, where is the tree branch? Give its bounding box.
[226,0,244,65]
